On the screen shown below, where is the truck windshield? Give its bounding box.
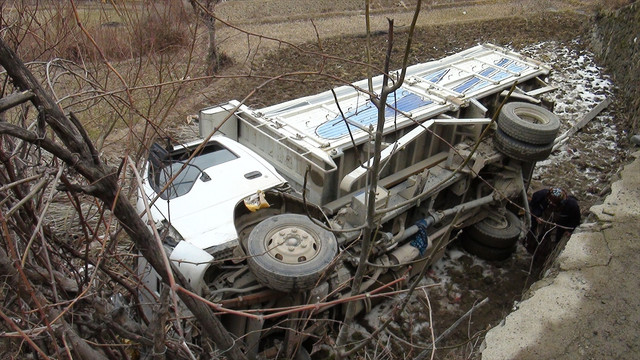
[150,142,238,200]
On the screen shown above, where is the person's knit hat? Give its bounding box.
[548,187,567,206]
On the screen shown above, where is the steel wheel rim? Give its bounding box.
[265,226,321,264]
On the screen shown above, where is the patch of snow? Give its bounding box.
[519,41,619,184]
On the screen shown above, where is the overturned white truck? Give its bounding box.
[137,44,559,355]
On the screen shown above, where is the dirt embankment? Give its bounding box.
[591,2,640,134]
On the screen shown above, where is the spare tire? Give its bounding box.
[498,102,560,145]
[246,214,337,292]
[466,210,521,249]
[493,128,554,162]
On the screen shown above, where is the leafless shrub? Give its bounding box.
[0,0,191,63]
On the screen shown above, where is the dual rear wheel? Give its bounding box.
[467,101,558,260]
[462,209,522,261]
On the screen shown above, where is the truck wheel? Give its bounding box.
[466,210,521,249]
[493,128,554,161]
[461,237,515,261]
[498,102,560,145]
[246,214,337,292]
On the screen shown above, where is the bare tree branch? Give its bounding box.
[0,90,34,112]
[0,245,108,360]
[0,36,246,360]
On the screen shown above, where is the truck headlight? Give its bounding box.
[157,220,183,248]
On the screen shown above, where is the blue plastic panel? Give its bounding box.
[453,58,529,94]
[316,90,433,140]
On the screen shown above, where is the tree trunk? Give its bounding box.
[190,0,221,75]
[206,7,219,75]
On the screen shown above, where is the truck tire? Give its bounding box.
[246,214,337,293]
[498,102,560,145]
[493,128,553,161]
[465,210,521,249]
[461,237,515,261]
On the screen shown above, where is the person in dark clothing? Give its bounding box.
[526,187,581,258]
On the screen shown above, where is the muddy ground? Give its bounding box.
[170,1,632,358]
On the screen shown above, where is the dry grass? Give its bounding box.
[1,1,191,62]
[0,1,206,159]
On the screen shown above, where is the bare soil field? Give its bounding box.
[176,1,631,358]
[184,0,607,113]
